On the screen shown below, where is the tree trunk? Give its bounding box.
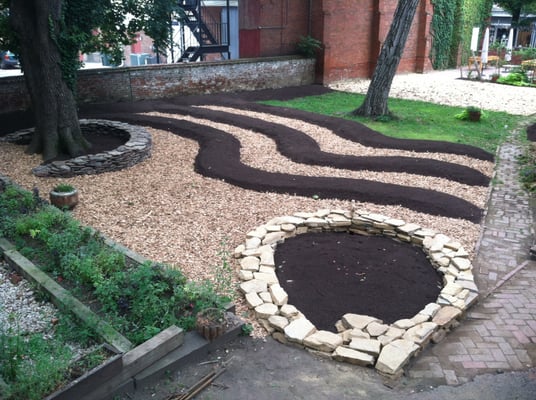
[10,0,90,161]
[353,0,420,117]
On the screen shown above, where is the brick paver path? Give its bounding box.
[408,129,536,385]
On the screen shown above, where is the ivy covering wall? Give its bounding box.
[430,0,493,69]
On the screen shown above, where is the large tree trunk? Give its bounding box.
[10,0,90,162]
[353,0,420,117]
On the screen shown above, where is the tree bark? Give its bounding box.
[353,0,420,117]
[10,0,90,161]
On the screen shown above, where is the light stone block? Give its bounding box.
[240,256,260,271]
[245,292,263,308]
[259,291,273,303]
[233,244,245,257]
[349,328,371,339]
[420,303,441,318]
[239,279,267,294]
[255,303,279,319]
[281,223,296,232]
[238,270,253,281]
[397,223,421,234]
[280,304,299,318]
[262,231,287,245]
[349,338,382,356]
[332,346,375,366]
[245,237,262,250]
[269,283,288,306]
[268,315,289,331]
[305,217,328,227]
[260,251,275,267]
[253,271,278,285]
[342,314,381,330]
[403,322,438,345]
[375,339,419,375]
[303,330,343,352]
[452,257,471,271]
[432,306,462,327]
[393,318,416,330]
[284,318,316,343]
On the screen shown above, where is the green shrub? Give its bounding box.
[519,144,536,192]
[497,72,534,87]
[296,35,322,58]
[0,184,230,345]
[52,183,75,192]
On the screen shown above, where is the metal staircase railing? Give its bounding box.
[177,0,230,62]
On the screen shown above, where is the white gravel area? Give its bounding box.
[0,263,58,335]
[329,69,536,116]
[0,69,532,337]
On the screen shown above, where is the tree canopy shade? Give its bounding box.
[0,0,178,161]
[353,0,420,117]
[496,0,536,27]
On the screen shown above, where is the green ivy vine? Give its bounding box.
[431,0,493,69]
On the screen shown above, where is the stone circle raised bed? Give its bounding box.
[234,209,479,377]
[0,119,152,177]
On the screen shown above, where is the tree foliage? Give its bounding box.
[0,0,179,161]
[496,0,536,26]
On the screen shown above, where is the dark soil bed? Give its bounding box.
[274,232,442,331]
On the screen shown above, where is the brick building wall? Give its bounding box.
[239,0,434,83]
[317,0,433,83]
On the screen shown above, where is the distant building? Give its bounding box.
[490,5,536,47]
[123,0,435,83]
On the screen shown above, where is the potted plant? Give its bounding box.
[490,73,500,83]
[195,307,228,341]
[456,106,482,122]
[49,183,79,210]
[466,106,482,122]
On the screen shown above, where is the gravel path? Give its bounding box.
[329,69,536,116]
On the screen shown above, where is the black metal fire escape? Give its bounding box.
[178,0,230,62]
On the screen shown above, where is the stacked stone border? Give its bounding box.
[233,209,480,377]
[0,119,152,177]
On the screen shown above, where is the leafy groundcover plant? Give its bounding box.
[0,183,231,399]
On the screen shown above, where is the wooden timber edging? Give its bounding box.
[0,234,244,400]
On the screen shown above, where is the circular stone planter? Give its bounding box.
[234,209,479,377]
[0,119,152,177]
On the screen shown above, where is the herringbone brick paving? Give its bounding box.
[408,130,536,385]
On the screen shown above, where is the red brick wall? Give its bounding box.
[319,0,433,83]
[239,0,309,57]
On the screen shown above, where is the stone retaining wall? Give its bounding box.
[0,56,316,114]
[1,120,152,177]
[234,209,479,378]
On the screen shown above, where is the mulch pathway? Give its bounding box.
[0,85,507,326]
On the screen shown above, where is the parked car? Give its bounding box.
[0,51,20,69]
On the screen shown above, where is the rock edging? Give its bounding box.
[1,119,152,177]
[234,209,479,377]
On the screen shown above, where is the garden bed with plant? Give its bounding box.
[0,182,232,400]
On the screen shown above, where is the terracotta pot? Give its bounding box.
[49,189,79,210]
[468,111,481,122]
[196,308,227,341]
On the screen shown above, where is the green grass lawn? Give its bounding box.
[262,91,526,154]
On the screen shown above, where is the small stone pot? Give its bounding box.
[49,188,79,210]
[195,308,227,341]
